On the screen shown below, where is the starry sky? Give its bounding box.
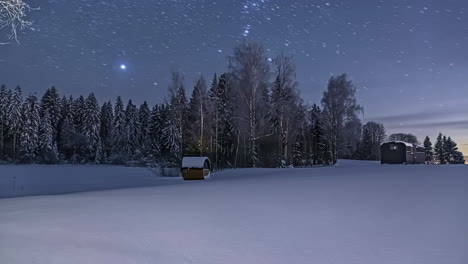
[0,0,467,154]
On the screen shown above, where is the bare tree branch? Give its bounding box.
[0,0,36,43]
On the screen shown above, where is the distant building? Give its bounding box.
[381,141,425,165]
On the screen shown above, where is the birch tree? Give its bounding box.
[229,42,270,167]
[321,74,363,164]
[270,53,298,165]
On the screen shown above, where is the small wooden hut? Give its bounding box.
[381,141,425,164]
[181,157,211,180]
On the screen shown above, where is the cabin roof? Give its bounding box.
[381,141,414,147]
[182,157,210,169]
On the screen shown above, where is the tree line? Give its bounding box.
[0,42,464,168]
[423,134,465,164]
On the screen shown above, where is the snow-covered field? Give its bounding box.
[1,161,467,264]
[0,165,169,199]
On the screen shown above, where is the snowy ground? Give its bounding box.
[0,165,170,199]
[1,161,467,264]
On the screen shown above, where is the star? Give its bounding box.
[120,64,127,70]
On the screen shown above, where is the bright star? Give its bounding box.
[120,64,127,70]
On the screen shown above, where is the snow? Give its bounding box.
[0,165,174,199]
[182,156,209,169]
[382,141,415,147]
[1,161,468,264]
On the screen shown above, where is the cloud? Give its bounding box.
[365,110,468,130]
[384,120,468,130]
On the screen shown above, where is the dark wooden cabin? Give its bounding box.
[381,141,425,164]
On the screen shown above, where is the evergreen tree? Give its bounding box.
[40,86,62,139]
[188,75,209,156]
[124,99,139,158]
[445,137,458,164]
[57,95,72,154]
[310,104,325,165]
[164,72,187,164]
[83,93,101,161]
[19,94,40,163]
[138,101,151,156]
[210,73,237,169]
[291,101,307,167]
[7,86,23,160]
[111,96,126,161]
[423,136,433,164]
[39,110,59,164]
[59,110,78,161]
[442,135,448,164]
[0,85,9,159]
[148,104,164,160]
[100,101,114,160]
[72,95,86,133]
[434,133,444,164]
[95,138,103,164]
[70,96,87,161]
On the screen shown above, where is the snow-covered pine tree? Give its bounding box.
[7,85,23,160]
[188,75,210,156]
[83,93,101,161]
[99,101,114,161]
[39,110,59,164]
[59,109,78,161]
[217,73,237,168]
[57,95,72,154]
[19,94,40,163]
[138,101,151,156]
[423,136,433,164]
[69,95,87,161]
[292,100,307,167]
[40,87,62,140]
[148,104,162,160]
[95,138,103,164]
[111,96,126,162]
[164,71,187,165]
[124,99,139,158]
[72,96,86,133]
[0,85,9,159]
[310,104,324,165]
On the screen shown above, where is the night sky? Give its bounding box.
[0,0,467,154]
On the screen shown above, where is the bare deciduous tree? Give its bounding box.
[270,53,299,165]
[229,42,270,167]
[321,74,363,164]
[0,0,35,43]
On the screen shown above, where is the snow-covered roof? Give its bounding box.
[182,157,210,169]
[381,141,414,147]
